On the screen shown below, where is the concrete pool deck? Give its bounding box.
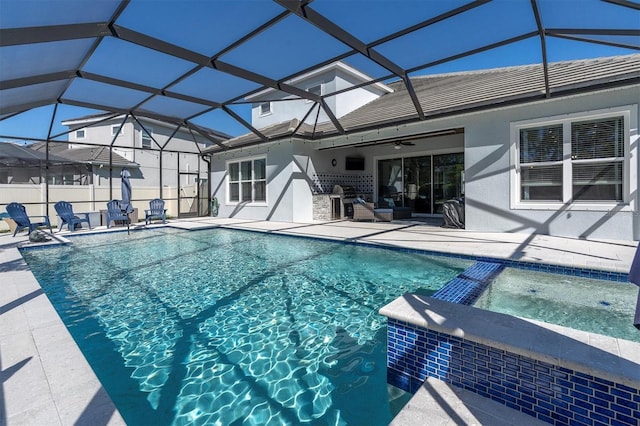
[0,217,638,425]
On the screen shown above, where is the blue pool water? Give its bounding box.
[474,268,640,343]
[21,228,471,425]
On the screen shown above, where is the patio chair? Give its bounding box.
[353,202,376,221]
[5,202,52,237]
[54,201,91,232]
[353,202,393,222]
[145,198,166,225]
[105,200,130,229]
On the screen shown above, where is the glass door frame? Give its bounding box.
[374,149,464,216]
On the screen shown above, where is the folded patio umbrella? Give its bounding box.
[120,168,133,234]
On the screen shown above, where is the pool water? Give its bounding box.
[21,228,470,425]
[474,268,640,343]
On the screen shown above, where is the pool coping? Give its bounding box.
[0,243,125,425]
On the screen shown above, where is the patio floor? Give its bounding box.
[1,218,637,425]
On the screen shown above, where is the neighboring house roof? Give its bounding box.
[0,142,76,166]
[203,54,640,154]
[29,142,138,168]
[60,113,231,143]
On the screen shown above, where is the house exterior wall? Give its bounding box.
[211,143,297,222]
[333,69,385,119]
[65,117,210,189]
[250,66,391,129]
[251,97,313,129]
[461,86,639,241]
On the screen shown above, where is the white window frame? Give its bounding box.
[226,156,267,205]
[111,125,123,137]
[141,126,153,149]
[75,129,85,139]
[510,105,637,211]
[259,102,271,116]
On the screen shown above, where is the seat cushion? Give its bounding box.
[393,207,412,219]
[373,209,393,222]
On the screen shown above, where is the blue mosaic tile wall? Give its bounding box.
[432,261,505,305]
[387,320,640,426]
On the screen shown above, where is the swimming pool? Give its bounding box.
[474,267,640,343]
[21,227,470,425]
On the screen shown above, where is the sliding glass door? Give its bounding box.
[433,153,464,214]
[377,158,403,207]
[377,153,463,215]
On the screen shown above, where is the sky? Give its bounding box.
[0,0,638,143]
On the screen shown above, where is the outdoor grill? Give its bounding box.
[332,184,357,218]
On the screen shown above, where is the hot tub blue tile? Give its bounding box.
[615,413,639,425]
[385,319,639,426]
[610,403,632,416]
[574,399,595,412]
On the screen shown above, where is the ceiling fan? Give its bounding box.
[393,140,415,149]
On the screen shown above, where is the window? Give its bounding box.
[76,129,85,139]
[511,106,635,210]
[111,125,123,137]
[141,126,153,149]
[259,102,271,116]
[228,157,266,204]
[518,124,563,201]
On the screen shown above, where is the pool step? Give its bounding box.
[390,377,548,426]
[432,261,505,305]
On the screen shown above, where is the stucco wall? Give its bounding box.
[211,143,301,222]
[462,86,640,241]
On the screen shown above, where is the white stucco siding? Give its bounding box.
[250,65,390,128]
[463,85,640,241]
[292,151,315,222]
[334,72,383,119]
[210,143,301,222]
[252,98,317,128]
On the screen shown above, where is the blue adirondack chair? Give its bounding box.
[54,201,91,232]
[145,198,166,225]
[6,202,52,237]
[106,200,130,228]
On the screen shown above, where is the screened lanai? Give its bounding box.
[1,0,638,224]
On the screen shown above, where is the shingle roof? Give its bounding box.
[60,113,231,142]
[203,54,640,154]
[334,53,640,130]
[29,142,138,168]
[0,142,75,166]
